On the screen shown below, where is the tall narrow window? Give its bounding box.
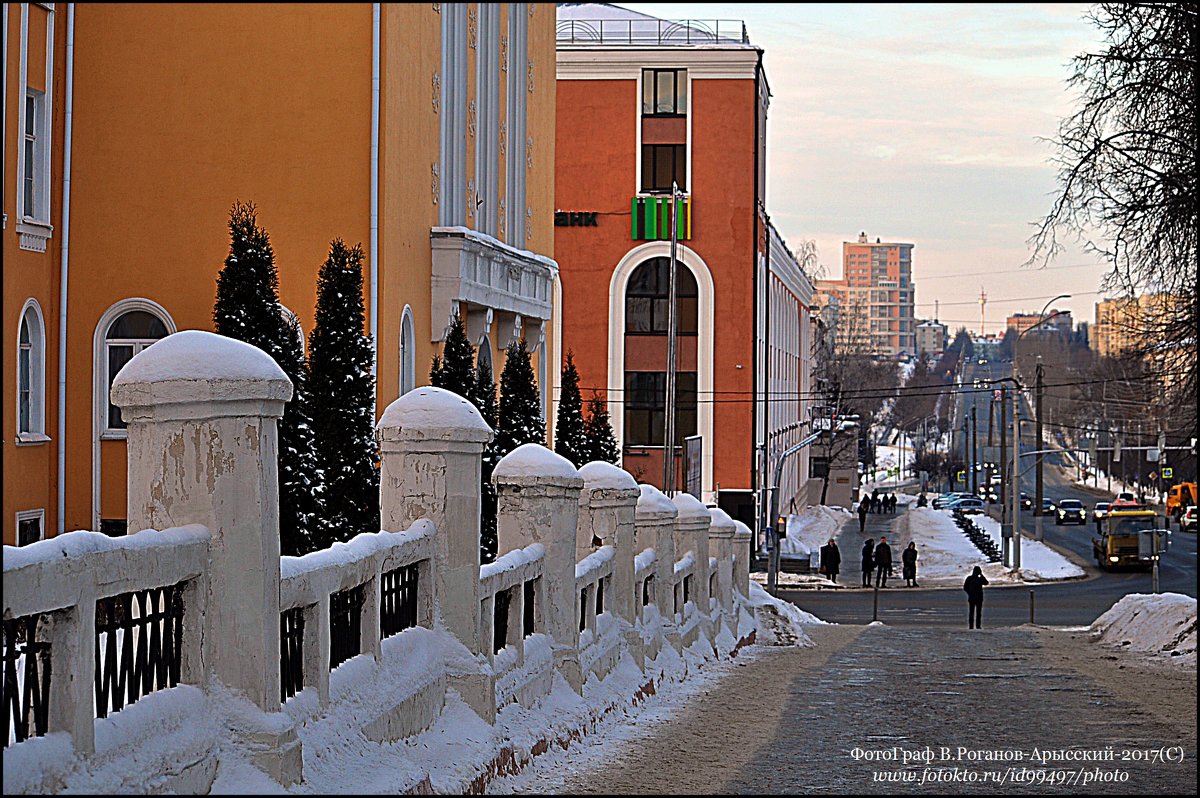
[104,311,169,432]
[23,91,44,219]
[623,371,697,447]
[18,302,45,437]
[640,145,686,193]
[400,306,416,395]
[625,258,698,335]
[641,69,687,116]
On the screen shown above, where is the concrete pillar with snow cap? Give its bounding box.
[577,461,640,624]
[707,507,737,618]
[732,520,754,600]
[672,492,713,620]
[493,443,585,690]
[377,386,492,655]
[112,330,302,784]
[635,484,680,650]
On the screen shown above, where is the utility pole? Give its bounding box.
[999,386,1008,559]
[1012,389,1022,570]
[962,416,969,490]
[986,397,995,492]
[971,404,978,494]
[662,181,680,496]
[1034,358,1045,541]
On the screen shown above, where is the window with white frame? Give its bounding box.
[103,310,169,432]
[400,306,416,395]
[18,301,46,437]
[17,509,45,547]
[23,90,47,221]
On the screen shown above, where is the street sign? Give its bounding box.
[1148,471,1158,481]
[1163,466,1174,480]
[957,470,966,483]
[1147,447,1161,462]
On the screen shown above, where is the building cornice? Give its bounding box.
[556,46,761,80]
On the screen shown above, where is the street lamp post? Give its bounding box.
[1011,293,1070,568]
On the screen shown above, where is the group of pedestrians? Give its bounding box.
[856,490,898,533]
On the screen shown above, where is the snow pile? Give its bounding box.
[743,582,825,646]
[780,505,850,558]
[900,508,1083,586]
[1091,593,1197,668]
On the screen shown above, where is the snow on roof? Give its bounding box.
[493,443,581,481]
[578,461,638,491]
[377,386,491,436]
[111,330,287,387]
[636,484,677,517]
[672,492,711,522]
[557,3,662,23]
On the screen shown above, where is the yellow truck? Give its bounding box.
[1092,508,1166,571]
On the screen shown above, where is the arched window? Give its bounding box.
[102,309,169,431]
[625,257,698,335]
[17,300,46,438]
[399,305,416,395]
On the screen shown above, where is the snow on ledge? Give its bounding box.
[575,546,615,580]
[481,543,546,581]
[280,521,436,581]
[111,330,287,386]
[578,461,638,491]
[672,492,711,521]
[636,484,677,516]
[3,524,209,571]
[494,443,580,481]
[1091,592,1196,667]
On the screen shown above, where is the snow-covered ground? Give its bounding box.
[779,505,851,558]
[900,507,1084,586]
[1090,593,1196,668]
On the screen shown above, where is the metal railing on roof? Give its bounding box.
[556,18,749,46]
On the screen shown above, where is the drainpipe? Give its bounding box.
[369,3,380,395]
[57,4,75,535]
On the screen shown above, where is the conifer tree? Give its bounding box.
[495,339,545,459]
[471,351,500,563]
[554,351,589,467]
[583,391,620,465]
[308,239,380,547]
[429,354,444,387]
[214,201,321,555]
[437,313,476,400]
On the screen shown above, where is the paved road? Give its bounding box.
[501,624,1197,795]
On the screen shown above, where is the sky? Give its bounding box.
[618,3,1113,334]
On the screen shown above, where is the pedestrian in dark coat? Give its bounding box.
[964,565,989,629]
[861,538,875,587]
[858,497,870,534]
[872,494,882,514]
[874,537,893,587]
[902,541,919,587]
[820,539,842,583]
[887,493,897,513]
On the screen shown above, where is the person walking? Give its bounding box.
[872,494,882,514]
[874,537,893,588]
[861,538,875,588]
[858,496,870,534]
[820,539,842,584]
[902,541,919,587]
[887,493,897,514]
[964,565,989,629]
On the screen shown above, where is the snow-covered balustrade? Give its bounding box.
[478,543,552,709]
[732,520,754,600]
[673,493,715,644]
[574,546,621,680]
[278,523,436,708]
[2,525,209,757]
[635,484,681,655]
[494,444,586,692]
[672,549,699,648]
[633,548,658,624]
[707,507,737,622]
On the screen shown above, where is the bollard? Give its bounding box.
[873,583,879,622]
[1029,589,1035,625]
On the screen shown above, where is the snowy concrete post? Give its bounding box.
[494,444,585,691]
[377,386,492,654]
[577,462,640,624]
[673,493,713,626]
[707,507,737,620]
[732,520,753,600]
[635,485,681,651]
[113,330,302,784]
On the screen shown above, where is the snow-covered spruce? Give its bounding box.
[583,390,619,465]
[554,351,589,468]
[495,339,545,463]
[308,239,380,548]
[213,201,321,555]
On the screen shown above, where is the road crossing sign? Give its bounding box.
[1149,471,1158,481]
[1162,466,1174,480]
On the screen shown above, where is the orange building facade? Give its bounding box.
[554,6,817,533]
[3,3,558,545]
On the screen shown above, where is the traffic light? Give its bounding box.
[776,516,788,538]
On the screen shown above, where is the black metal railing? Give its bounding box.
[596,578,605,617]
[642,575,653,607]
[556,18,749,46]
[94,583,184,719]
[522,579,536,637]
[3,614,51,747]
[329,584,365,671]
[280,607,305,703]
[493,589,511,655]
[579,587,589,632]
[380,562,420,639]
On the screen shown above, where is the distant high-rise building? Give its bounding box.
[1006,310,1073,336]
[817,232,915,357]
[915,320,947,357]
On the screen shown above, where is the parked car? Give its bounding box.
[933,492,974,509]
[1182,506,1197,533]
[1092,502,1111,528]
[1055,498,1086,525]
[946,497,987,514]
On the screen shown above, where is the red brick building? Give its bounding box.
[554,6,818,532]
